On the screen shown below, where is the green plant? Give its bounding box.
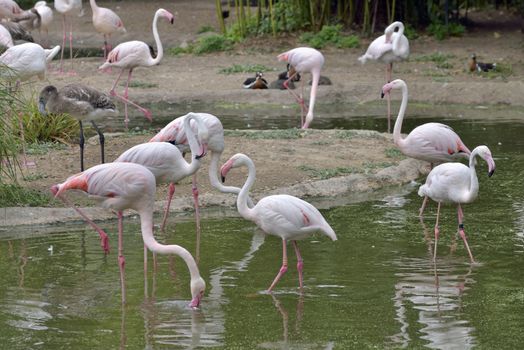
[385,148,403,158]
[300,25,360,49]
[166,46,194,56]
[224,129,304,139]
[218,64,273,75]
[198,25,215,34]
[25,142,67,156]
[0,183,51,207]
[481,63,513,80]
[298,165,360,179]
[122,80,158,88]
[427,22,465,40]
[193,34,233,55]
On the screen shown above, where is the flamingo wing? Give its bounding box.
[104,40,150,68]
[418,162,471,203]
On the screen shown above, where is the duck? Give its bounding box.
[469,54,496,72]
[243,71,268,89]
[269,64,300,90]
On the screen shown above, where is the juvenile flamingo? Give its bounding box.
[359,21,409,132]
[418,145,496,263]
[54,0,82,73]
[51,162,206,307]
[221,153,337,292]
[99,8,174,127]
[116,113,209,233]
[277,47,324,129]
[38,83,118,171]
[89,0,126,59]
[381,79,471,216]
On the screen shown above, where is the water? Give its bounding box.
[1,105,524,349]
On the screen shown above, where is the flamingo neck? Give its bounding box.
[467,149,480,198]
[392,23,404,53]
[184,115,203,174]
[393,82,408,148]
[139,209,201,281]
[303,69,320,129]
[89,0,99,13]
[150,12,164,65]
[237,156,257,219]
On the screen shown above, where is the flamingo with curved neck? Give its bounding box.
[51,162,205,307]
[277,47,324,129]
[382,79,471,215]
[220,153,337,292]
[418,145,496,263]
[359,21,409,132]
[99,8,174,127]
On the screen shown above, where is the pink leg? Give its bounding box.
[267,239,288,292]
[192,173,201,264]
[16,112,35,168]
[143,244,148,298]
[111,69,153,126]
[160,183,175,232]
[117,211,126,304]
[457,204,475,263]
[419,196,429,217]
[433,202,441,261]
[59,15,67,73]
[386,63,393,133]
[292,241,304,290]
[284,72,307,127]
[55,194,110,253]
[67,21,75,75]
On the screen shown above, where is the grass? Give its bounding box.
[23,173,47,182]
[26,142,68,156]
[335,130,358,139]
[167,34,234,56]
[300,25,360,49]
[478,63,513,80]
[122,80,158,88]
[197,25,215,34]
[414,52,456,69]
[219,64,274,75]
[224,129,304,140]
[298,165,360,179]
[385,148,404,158]
[0,183,51,207]
[426,22,465,40]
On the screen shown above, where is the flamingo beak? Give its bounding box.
[196,143,207,160]
[381,91,385,99]
[38,99,47,115]
[189,292,203,308]
[50,184,60,197]
[487,156,496,177]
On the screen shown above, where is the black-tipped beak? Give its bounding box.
[170,18,174,24]
[488,169,495,177]
[381,91,385,99]
[221,175,225,183]
[196,152,206,160]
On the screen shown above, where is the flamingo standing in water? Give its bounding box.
[38,83,118,171]
[51,162,206,307]
[150,112,255,234]
[89,0,126,60]
[221,153,337,292]
[381,79,471,216]
[418,145,496,263]
[359,21,409,132]
[277,47,324,129]
[116,113,209,233]
[54,0,82,74]
[99,8,174,127]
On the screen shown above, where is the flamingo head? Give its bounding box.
[476,145,496,177]
[50,184,60,197]
[158,8,174,24]
[38,85,58,115]
[381,79,406,98]
[189,276,206,308]
[220,158,234,183]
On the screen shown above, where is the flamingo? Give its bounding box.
[277,47,324,129]
[359,21,409,132]
[150,112,255,234]
[34,1,54,47]
[116,113,209,233]
[99,8,174,127]
[89,0,126,60]
[220,153,337,292]
[0,23,13,48]
[418,145,496,263]
[381,79,471,216]
[51,162,206,307]
[54,0,82,74]
[0,0,22,20]
[1,21,35,43]
[38,83,117,172]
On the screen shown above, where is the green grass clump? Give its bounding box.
[123,80,158,88]
[414,52,455,69]
[193,34,233,55]
[385,148,403,158]
[197,25,215,34]
[300,25,360,49]
[427,22,465,40]
[298,165,359,179]
[0,183,51,207]
[219,64,273,75]
[480,63,513,80]
[225,129,304,140]
[19,102,78,144]
[26,142,67,156]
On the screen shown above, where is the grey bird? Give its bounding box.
[38,84,117,171]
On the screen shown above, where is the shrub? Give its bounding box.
[300,25,360,49]
[193,34,233,55]
[427,22,465,40]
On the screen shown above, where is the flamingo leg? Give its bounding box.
[117,210,126,304]
[433,202,441,262]
[55,193,110,253]
[386,63,393,133]
[68,19,75,74]
[103,34,108,60]
[17,111,35,168]
[144,244,148,297]
[111,68,153,127]
[267,239,288,292]
[419,195,429,217]
[292,241,304,290]
[283,72,307,127]
[192,173,202,263]
[90,121,105,165]
[59,14,67,72]
[79,121,85,171]
[160,182,175,232]
[457,204,475,263]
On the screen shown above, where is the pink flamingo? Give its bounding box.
[150,112,255,234]
[0,0,22,20]
[89,0,126,60]
[418,145,495,263]
[54,0,82,74]
[220,153,337,292]
[99,8,173,128]
[359,21,409,132]
[381,79,471,216]
[116,113,209,233]
[51,162,206,307]
[277,47,324,129]
[34,1,54,47]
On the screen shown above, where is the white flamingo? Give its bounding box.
[89,0,126,59]
[34,1,54,47]
[54,0,82,73]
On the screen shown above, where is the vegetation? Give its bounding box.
[0,183,51,207]
[298,165,359,179]
[219,64,274,75]
[224,129,305,139]
[300,25,359,49]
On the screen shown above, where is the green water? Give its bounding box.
[1,113,524,349]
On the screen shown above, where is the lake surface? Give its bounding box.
[1,103,523,349]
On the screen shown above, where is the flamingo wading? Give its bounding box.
[381,79,471,216]
[418,145,496,263]
[359,21,409,132]
[277,47,324,129]
[99,8,174,127]
[51,162,206,307]
[221,153,337,292]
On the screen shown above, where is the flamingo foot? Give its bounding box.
[99,232,110,254]
[267,265,288,293]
